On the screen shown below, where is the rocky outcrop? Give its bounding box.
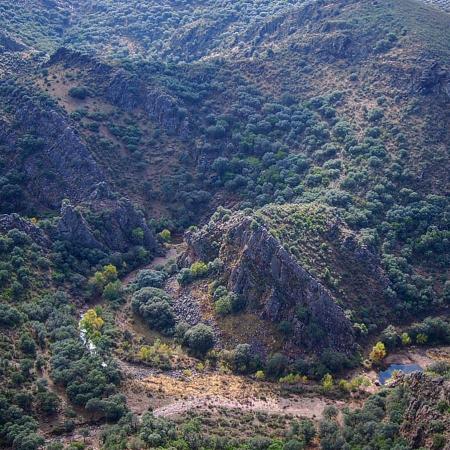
[84,195,160,253]
[106,69,141,110]
[0,90,106,208]
[240,0,363,61]
[48,48,189,136]
[399,372,450,448]
[415,62,449,99]
[182,212,356,356]
[46,47,107,71]
[106,69,189,136]
[56,202,103,249]
[0,214,50,246]
[55,196,160,254]
[165,16,236,61]
[0,33,26,53]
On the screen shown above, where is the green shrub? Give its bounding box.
[266,353,288,378]
[214,297,232,316]
[68,86,90,100]
[184,324,215,357]
[135,269,167,289]
[131,288,175,334]
[102,280,123,302]
[190,261,208,278]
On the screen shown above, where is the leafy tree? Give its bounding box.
[184,324,215,357]
[401,332,411,345]
[85,395,127,422]
[135,269,167,289]
[131,287,175,333]
[102,280,123,302]
[322,373,334,391]
[103,264,118,282]
[139,412,176,447]
[229,344,260,374]
[214,296,232,316]
[416,333,428,344]
[370,342,387,363]
[381,325,400,350]
[19,333,36,356]
[190,261,208,278]
[80,308,104,342]
[255,370,265,380]
[89,264,118,296]
[266,353,288,378]
[36,390,60,415]
[69,86,90,100]
[131,227,144,244]
[0,304,22,327]
[158,229,171,242]
[283,440,304,450]
[319,419,344,450]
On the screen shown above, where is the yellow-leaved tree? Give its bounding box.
[369,341,387,363]
[80,308,104,342]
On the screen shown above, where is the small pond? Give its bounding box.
[378,363,423,385]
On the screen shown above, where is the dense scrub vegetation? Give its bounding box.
[0,0,449,448]
[0,227,129,449]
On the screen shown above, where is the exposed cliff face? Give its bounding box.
[83,197,160,253]
[47,48,190,138]
[183,208,358,356]
[0,75,161,255]
[0,213,50,246]
[56,201,103,249]
[107,69,189,137]
[415,61,450,98]
[0,90,106,209]
[398,372,450,449]
[55,193,160,254]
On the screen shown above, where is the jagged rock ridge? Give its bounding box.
[182,206,362,356]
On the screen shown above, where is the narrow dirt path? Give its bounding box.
[153,395,347,420]
[122,244,183,286]
[113,242,185,337]
[131,371,363,422]
[115,244,364,424]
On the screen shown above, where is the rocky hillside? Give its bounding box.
[423,0,450,11]
[317,369,450,450]
[399,372,450,448]
[181,203,395,357]
[0,0,449,449]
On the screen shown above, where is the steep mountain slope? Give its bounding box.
[180,204,382,357]
[423,0,450,11]
[16,0,447,318]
